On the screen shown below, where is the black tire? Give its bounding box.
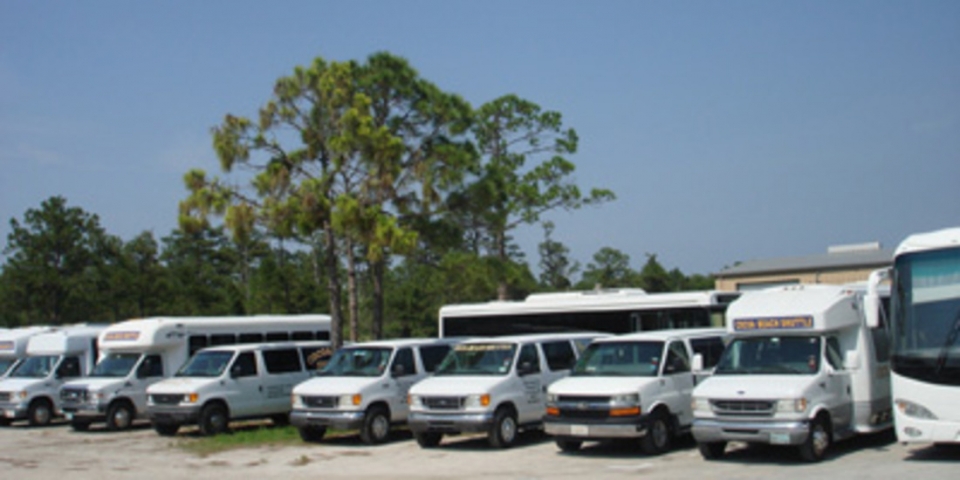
[640,410,672,455]
[271,414,290,427]
[153,422,180,436]
[698,441,727,460]
[798,415,831,462]
[298,425,327,442]
[27,399,53,427]
[106,402,134,431]
[414,431,443,448]
[0,418,10,427]
[556,438,583,452]
[198,403,230,436]
[70,419,92,432]
[488,407,519,449]
[359,405,391,445]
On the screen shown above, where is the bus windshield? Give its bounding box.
[318,347,392,377]
[715,336,821,375]
[91,353,142,378]
[176,351,234,378]
[11,355,60,379]
[892,247,960,385]
[572,341,663,377]
[434,344,517,376]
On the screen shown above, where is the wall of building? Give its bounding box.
[715,267,881,291]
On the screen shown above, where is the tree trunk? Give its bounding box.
[323,223,345,348]
[345,239,359,342]
[371,259,385,340]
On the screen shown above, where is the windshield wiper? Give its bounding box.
[934,308,960,378]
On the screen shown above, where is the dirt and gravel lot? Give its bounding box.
[0,421,957,479]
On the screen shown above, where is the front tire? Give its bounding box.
[198,403,230,436]
[106,402,134,431]
[556,438,583,452]
[798,415,831,462]
[640,411,672,455]
[414,431,443,448]
[488,407,518,449]
[359,405,391,445]
[70,419,92,432]
[298,425,327,442]
[153,422,180,436]
[698,441,727,460]
[28,399,53,427]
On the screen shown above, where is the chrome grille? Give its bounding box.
[422,396,464,410]
[711,399,775,417]
[150,394,184,405]
[60,387,88,404]
[303,396,337,408]
[0,392,10,402]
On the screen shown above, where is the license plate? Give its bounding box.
[770,432,790,445]
[4,411,14,419]
[570,425,589,436]
[65,412,74,420]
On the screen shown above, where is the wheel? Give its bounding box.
[0,418,10,427]
[359,405,391,445]
[198,403,230,436]
[70,419,92,432]
[414,431,443,448]
[27,399,53,427]
[556,438,583,452]
[640,410,672,455]
[153,422,180,436]
[106,402,134,431]
[271,414,290,427]
[698,441,727,460]
[798,416,831,462]
[488,407,518,449]
[298,425,327,442]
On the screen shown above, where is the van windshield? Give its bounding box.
[11,355,59,379]
[572,341,664,377]
[434,344,516,376]
[318,347,392,377]
[0,358,18,376]
[176,351,234,378]
[714,336,821,375]
[91,353,142,378]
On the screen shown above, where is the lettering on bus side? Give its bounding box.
[103,331,140,342]
[733,316,814,331]
[0,341,14,351]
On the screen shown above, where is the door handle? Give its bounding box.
[259,386,263,392]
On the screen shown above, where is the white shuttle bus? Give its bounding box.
[691,284,891,462]
[0,324,105,426]
[0,326,54,378]
[439,289,739,338]
[60,314,331,431]
[878,226,960,445]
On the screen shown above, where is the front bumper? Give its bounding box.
[147,405,202,425]
[543,415,649,439]
[0,402,28,421]
[692,418,810,445]
[61,402,107,421]
[407,411,495,434]
[290,409,365,430]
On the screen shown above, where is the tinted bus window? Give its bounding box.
[263,348,302,374]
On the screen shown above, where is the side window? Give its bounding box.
[391,348,416,377]
[542,340,576,371]
[572,338,593,354]
[301,346,333,372]
[265,332,290,342]
[58,356,81,378]
[231,352,258,377]
[291,331,314,341]
[210,334,236,346]
[138,354,164,378]
[826,337,844,370]
[263,348,302,374]
[664,341,690,374]
[690,337,726,369]
[517,344,541,374]
[188,335,208,356]
[419,345,452,373]
[238,333,264,344]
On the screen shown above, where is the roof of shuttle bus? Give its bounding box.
[97,315,332,348]
[895,226,960,256]
[725,284,863,333]
[26,324,107,355]
[439,290,738,317]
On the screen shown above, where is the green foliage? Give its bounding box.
[537,221,579,290]
[576,247,642,290]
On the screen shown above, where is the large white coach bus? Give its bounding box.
[438,289,740,338]
[871,226,960,444]
[60,314,331,431]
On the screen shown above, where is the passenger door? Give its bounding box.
[260,348,306,414]
[130,354,164,415]
[662,341,695,427]
[823,336,854,434]
[388,347,418,420]
[227,352,261,417]
[516,343,543,423]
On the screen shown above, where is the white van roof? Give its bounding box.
[339,337,461,349]
[725,285,862,334]
[458,332,608,345]
[0,326,54,356]
[591,328,726,344]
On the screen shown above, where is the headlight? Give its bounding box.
[339,394,362,407]
[408,395,422,408]
[776,398,807,413]
[610,393,640,407]
[692,397,711,412]
[464,394,491,409]
[895,399,937,420]
[546,393,558,404]
[292,394,304,409]
[16,391,28,401]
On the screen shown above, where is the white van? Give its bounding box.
[543,328,727,454]
[407,332,605,448]
[0,324,105,426]
[146,341,331,436]
[0,326,53,378]
[691,284,892,462]
[60,315,331,431]
[290,338,460,444]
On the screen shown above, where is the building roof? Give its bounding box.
[716,247,893,278]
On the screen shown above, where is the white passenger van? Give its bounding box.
[0,326,53,378]
[60,314,331,431]
[407,332,605,448]
[290,338,460,444]
[146,341,331,436]
[691,284,892,462]
[543,328,727,454]
[0,324,105,426]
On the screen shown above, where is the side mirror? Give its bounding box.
[691,353,705,373]
[864,268,890,329]
[230,365,243,378]
[517,361,536,376]
[391,364,406,378]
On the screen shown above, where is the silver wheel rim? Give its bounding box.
[811,424,829,456]
[500,416,517,443]
[34,405,51,425]
[372,414,389,440]
[208,410,227,433]
[652,419,668,448]
[113,407,131,429]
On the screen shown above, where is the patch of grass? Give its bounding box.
[178,425,304,457]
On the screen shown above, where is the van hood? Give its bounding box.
[147,377,217,395]
[0,378,46,393]
[693,374,811,399]
[548,376,655,396]
[293,376,384,396]
[410,375,507,396]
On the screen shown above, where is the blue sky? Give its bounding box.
[1,1,958,276]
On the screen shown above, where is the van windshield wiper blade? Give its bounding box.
[934,308,960,378]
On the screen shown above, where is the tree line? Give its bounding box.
[0,52,714,344]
